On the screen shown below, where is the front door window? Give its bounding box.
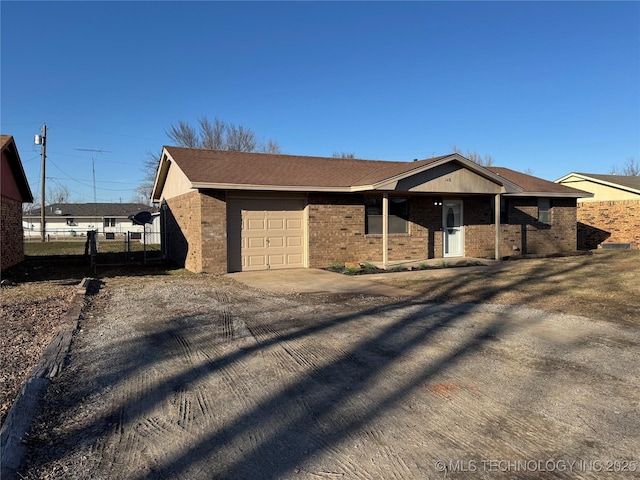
[443,200,463,257]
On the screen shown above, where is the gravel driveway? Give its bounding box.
[21,275,640,479]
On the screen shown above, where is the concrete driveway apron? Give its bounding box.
[229,268,417,297]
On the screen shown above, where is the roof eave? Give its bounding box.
[504,191,594,198]
[2,136,34,202]
[555,173,640,195]
[191,182,355,193]
[151,148,172,202]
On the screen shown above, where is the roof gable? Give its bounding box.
[1,134,34,202]
[555,172,640,195]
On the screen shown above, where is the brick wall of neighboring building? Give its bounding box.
[577,200,640,249]
[163,190,227,273]
[1,195,25,271]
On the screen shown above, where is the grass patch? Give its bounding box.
[326,262,345,273]
[25,241,160,256]
[343,266,361,275]
[371,250,640,326]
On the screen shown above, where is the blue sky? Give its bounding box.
[2,1,639,204]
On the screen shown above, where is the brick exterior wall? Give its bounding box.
[307,193,443,267]
[1,194,25,271]
[577,200,640,249]
[200,190,228,273]
[465,197,577,257]
[164,190,579,272]
[163,190,227,273]
[307,194,577,267]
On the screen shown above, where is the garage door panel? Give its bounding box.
[247,219,266,230]
[268,236,284,248]
[247,255,267,267]
[287,236,302,247]
[229,198,305,271]
[287,254,303,264]
[267,219,284,230]
[267,254,285,267]
[247,237,265,248]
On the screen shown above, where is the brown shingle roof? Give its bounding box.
[572,173,640,192]
[165,147,446,188]
[488,167,587,195]
[160,147,589,197]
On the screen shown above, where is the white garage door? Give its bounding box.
[228,198,305,271]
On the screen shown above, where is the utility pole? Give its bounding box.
[35,124,47,242]
[75,148,111,228]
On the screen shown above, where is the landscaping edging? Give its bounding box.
[0,278,92,480]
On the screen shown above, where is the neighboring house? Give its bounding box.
[555,173,640,249]
[1,135,34,271]
[151,147,590,274]
[23,203,157,240]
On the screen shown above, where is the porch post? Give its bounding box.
[495,193,502,261]
[382,193,389,269]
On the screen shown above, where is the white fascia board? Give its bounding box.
[556,173,640,195]
[151,148,172,202]
[504,191,594,199]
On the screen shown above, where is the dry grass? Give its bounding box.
[371,250,640,326]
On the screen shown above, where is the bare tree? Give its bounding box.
[451,144,494,166]
[332,151,356,159]
[141,117,281,200]
[136,150,161,202]
[226,124,257,152]
[610,157,640,176]
[199,117,226,150]
[166,121,198,148]
[166,116,279,153]
[45,184,72,206]
[259,139,281,154]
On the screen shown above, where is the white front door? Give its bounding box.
[443,200,464,257]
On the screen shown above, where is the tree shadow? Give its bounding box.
[20,259,597,479]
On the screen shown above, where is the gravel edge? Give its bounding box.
[0,278,92,480]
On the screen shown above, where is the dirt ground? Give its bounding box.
[0,281,78,425]
[13,256,640,479]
